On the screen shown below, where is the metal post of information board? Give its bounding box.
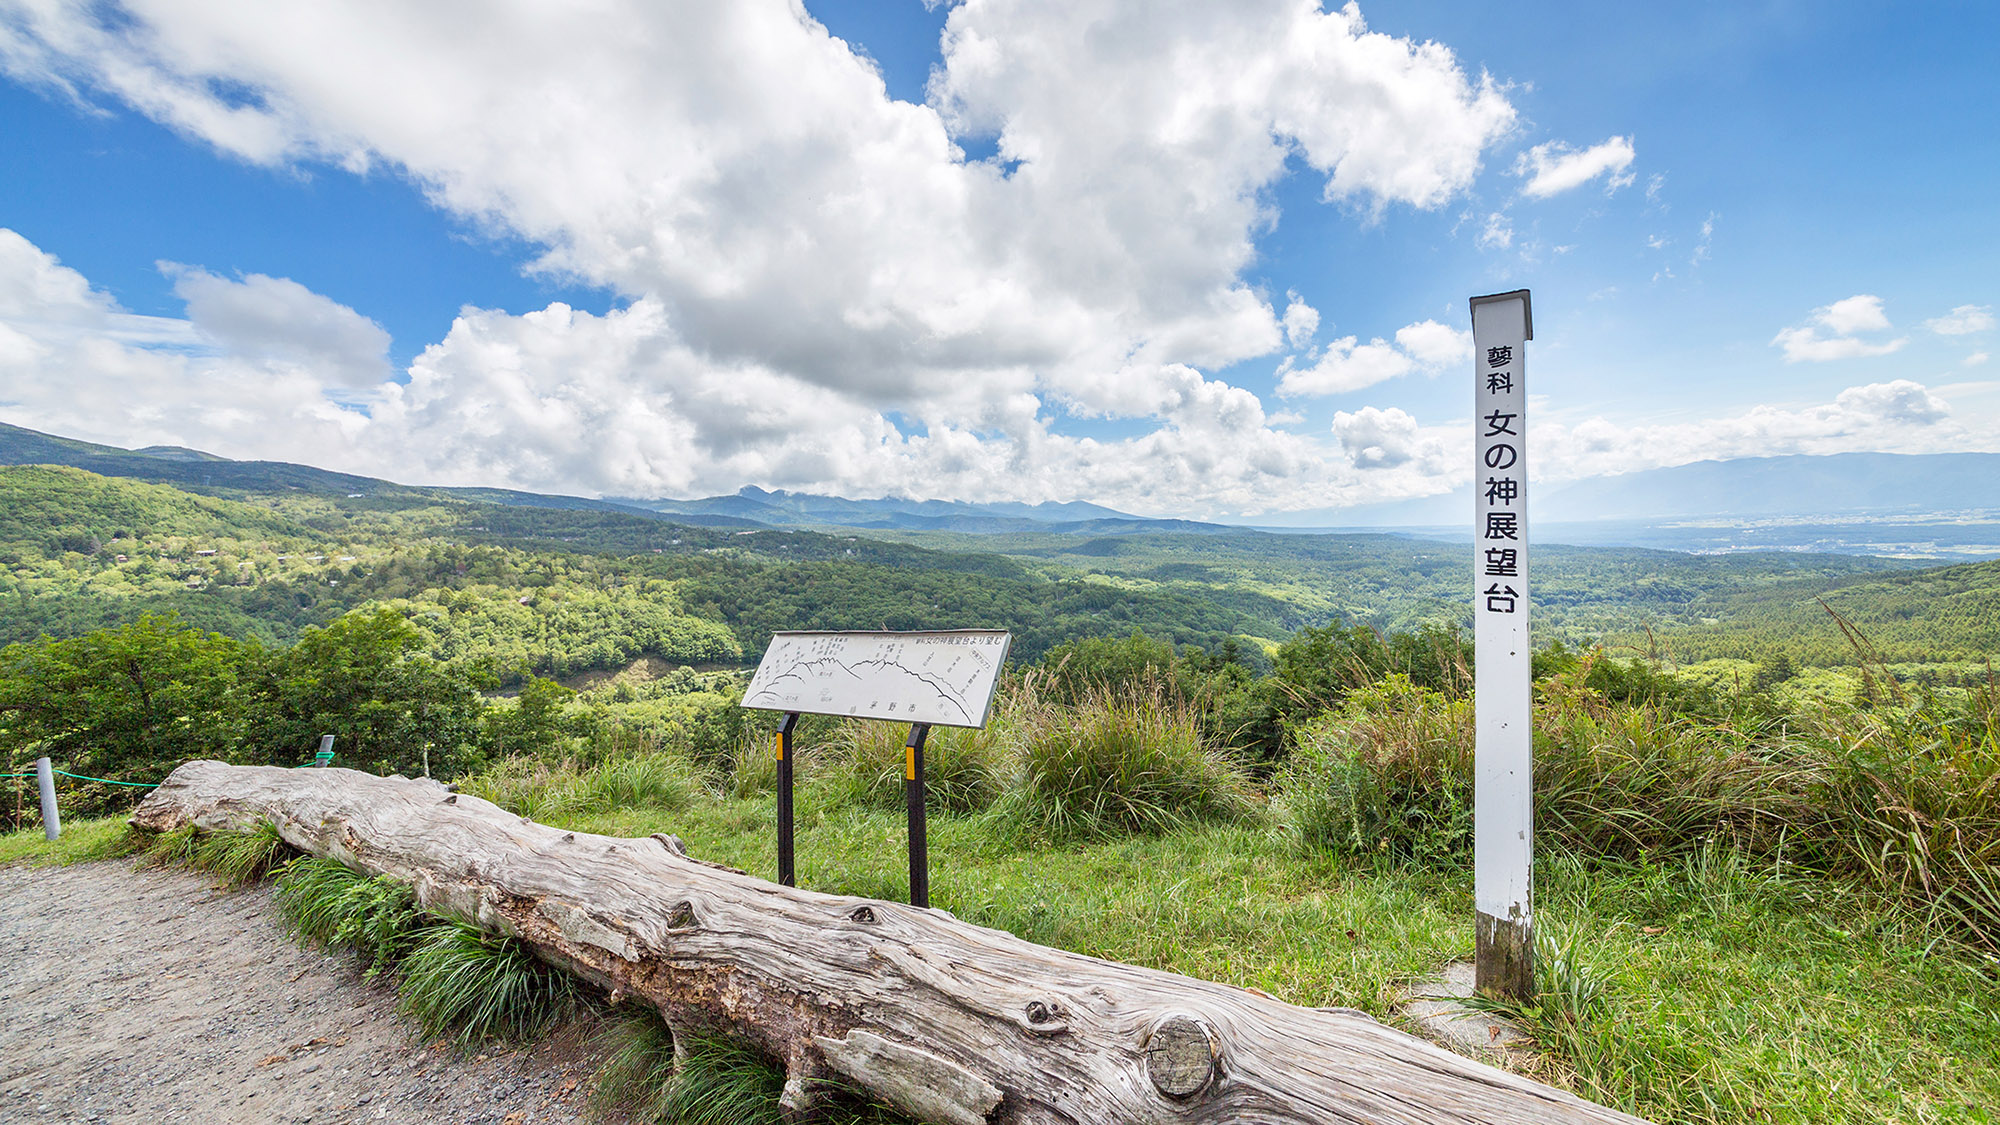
[776,712,799,887]
[36,756,60,842]
[1469,288,1535,1003]
[905,724,931,908]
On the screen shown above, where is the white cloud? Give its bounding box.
[1538,380,1969,481]
[1772,294,1907,362]
[165,265,391,396]
[0,226,1470,518]
[1476,211,1513,250]
[1817,294,1891,336]
[0,0,1514,409]
[1925,304,1995,336]
[1515,136,1636,198]
[1329,405,1452,470]
[1691,212,1715,266]
[0,230,371,454]
[1393,319,1472,368]
[0,0,1533,511]
[1281,294,1320,349]
[1965,352,1990,367]
[1275,317,1468,398]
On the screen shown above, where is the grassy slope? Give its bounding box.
[10,790,1997,1123]
[1633,558,2000,667]
[512,796,1998,1125]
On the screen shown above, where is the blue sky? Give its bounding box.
[0,0,1993,520]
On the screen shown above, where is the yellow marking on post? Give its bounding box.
[905,745,916,781]
[774,732,785,762]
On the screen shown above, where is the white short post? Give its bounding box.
[1470,289,1534,1002]
[35,756,60,842]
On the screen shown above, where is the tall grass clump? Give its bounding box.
[192,819,290,886]
[1280,676,1473,863]
[274,855,423,976]
[138,820,289,886]
[398,920,585,1044]
[1531,671,1816,857]
[463,750,702,825]
[1800,684,2000,951]
[812,716,1011,815]
[990,683,1255,843]
[1282,655,2000,953]
[593,1010,915,1125]
[1283,669,1820,864]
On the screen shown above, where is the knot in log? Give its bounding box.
[1145,1014,1219,1099]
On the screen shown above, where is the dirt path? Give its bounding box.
[0,861,610,1125]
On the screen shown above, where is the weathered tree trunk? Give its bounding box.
[132,761,1649,1125]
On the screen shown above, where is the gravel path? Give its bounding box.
[0,861,613,1125]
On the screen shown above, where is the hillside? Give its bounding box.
[1629,557,2000,668]
[4,433,1986,678]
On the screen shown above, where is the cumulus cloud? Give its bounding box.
[1967,352,1990,367]
[0,0,1539,512]
[1329,405,1452,470]
[1394,319,1472,368]
[165,265,391,396]
[0,227,1451,518]
[1772,294,1907,362]
[1925,304,1995,336]
[1277,318,1468,396]
[1515,136,1636,198]
[0,230,370,453]
[0,0,1514,411]
[1476,211,1513,250]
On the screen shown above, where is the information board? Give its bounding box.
[742,630,1012,729]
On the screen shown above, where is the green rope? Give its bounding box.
[0,772,32,779]
[49,769,160,788]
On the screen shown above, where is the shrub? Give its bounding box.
[191,819,290,886]
[1800,686,2000,950]
[1280,676,1473,863]
[990,685,1255,843]
[812,716,1011,815]
[1280,666,2000,953]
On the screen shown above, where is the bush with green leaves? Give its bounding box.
[1281,665,2000,953]
[1280,675,1473,864]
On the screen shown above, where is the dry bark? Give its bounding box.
[132,761,1650,1125]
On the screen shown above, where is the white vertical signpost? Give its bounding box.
[1469,289,1535,1002]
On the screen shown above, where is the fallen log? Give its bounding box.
[132,761,1649,1125]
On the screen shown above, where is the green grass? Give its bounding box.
[592,1009,915,1125]
[0,815,140,866]
[487,764,2000,1125]
[275,855,424,976]
[397,920,586,1045]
